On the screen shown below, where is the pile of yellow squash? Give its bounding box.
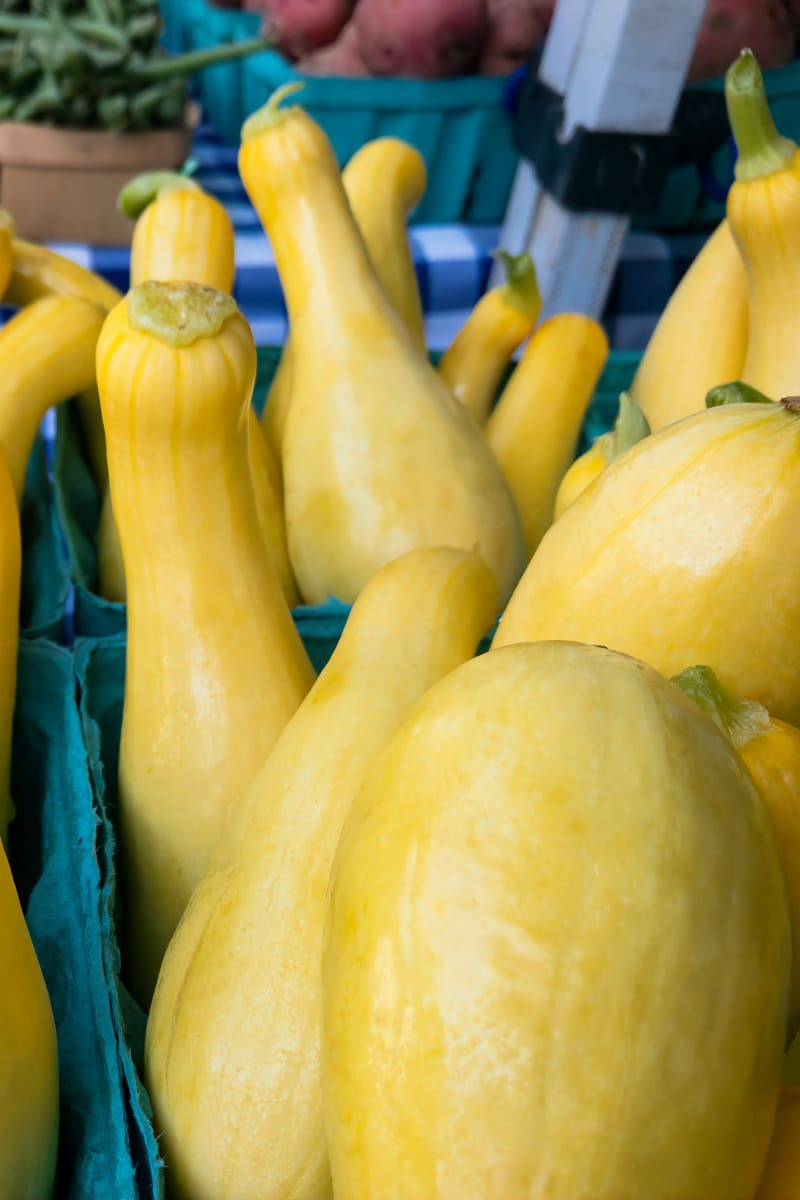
[5,39,800,1200]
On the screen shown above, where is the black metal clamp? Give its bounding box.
[510,59,732,216]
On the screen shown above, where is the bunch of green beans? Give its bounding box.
[0,0,272,132]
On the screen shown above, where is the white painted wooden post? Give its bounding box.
[491,0,708,319]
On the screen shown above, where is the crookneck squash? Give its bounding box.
[96,281,315,1007]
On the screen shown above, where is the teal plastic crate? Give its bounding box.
[53,344,635,651]
[174,0,517,224]
[184,0,262,144]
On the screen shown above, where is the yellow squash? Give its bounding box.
[725,50,800,400]
[240,86,524,606]
[0,295,104,502]
[145,547,497,1200]
[495,399,800,725]
[2,234,119,494]
[0,209,12,300]
[438,251,542,425]
[755,1086,800,1200]
[628,219,749,430]
[107,171,298,606]
[553,391,650,519]
[674,665,800,1038]
[0,453,20,849]
[122,171,236,293]
[262,134,428,458]
[0,841,59,1200]
[5,237,121,311]
[484,313,608,558]
[96,281,315,1007]
[342,137,427,351]
[322,641,790,1200]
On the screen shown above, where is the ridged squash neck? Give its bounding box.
[726,49,796,182]
[127,281,238,348]
[0,208,14,234]
[117,169,201,220]
[672,665,771,750]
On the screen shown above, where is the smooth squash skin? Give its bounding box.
[321,641,791,1200]
[145,547,497,1200]
[553,392,651,519]
[628,219,749,430]
[438,251,542,426]
[0,295,104,502]
[725,51,800,401]
[106,173,298,607]
[96,281,315,1008]
[495,400,800,725]
[755,1087,800,1200]
[240,87,524,606]
[0,454,20,849]
[0,842,59,1200]
[484,313,609,559]
[262,135,428,459]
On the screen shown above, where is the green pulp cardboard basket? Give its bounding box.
[9,640,159,1198]
[52,344,635,656]
[19,438,71,642]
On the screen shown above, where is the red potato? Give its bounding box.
[243,0,354,60]
[479,0,555,75]
[353,0,487,78]
[687,0,795,82]
[296,19,371,75]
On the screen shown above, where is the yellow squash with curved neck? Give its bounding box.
[96,281,315,1007]
[4,237,121,311]
[0,841,59,1200]
[322,642,789,1200]
[241,87,524,606]
[263,135,428,458]
[145,547,497,1200]
[0,295,104,502]
[485,313,609,558]
[438,251,541,425]
[102,172,298,606]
